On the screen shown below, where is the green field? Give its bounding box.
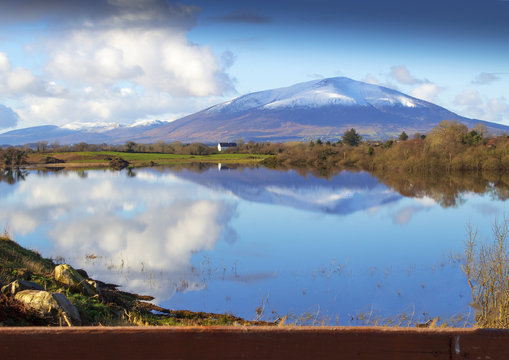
[31,151,269,167]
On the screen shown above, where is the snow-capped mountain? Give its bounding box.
[208,77,423,113]
[0,120,167,146]
[1,77,508,145]
[145,77,509,142]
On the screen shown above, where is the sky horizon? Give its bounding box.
[0,0,507,132]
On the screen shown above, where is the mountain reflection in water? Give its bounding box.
[1,165,508,324]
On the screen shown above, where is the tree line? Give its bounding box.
[261,120,509,173]
[2,120,508,172]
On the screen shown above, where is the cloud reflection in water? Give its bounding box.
[0,170,238,302]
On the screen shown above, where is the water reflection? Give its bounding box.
[159,164,509,215]
[0,168,27,185]
[0,169,238,302]
[1,165,508,323]
[164,165,402,215]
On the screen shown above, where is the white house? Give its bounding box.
[217,142,237,151]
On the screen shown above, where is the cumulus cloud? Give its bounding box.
[0,104,19,129]
[454,89,509,122]
[410,82,444,103]
[472,72,500,85]
[0,0,236,128]
[45,27,233,97]
[389,65,423,85]
[0,52,52,97]
[386,65,444,103]
[16,88,220,126]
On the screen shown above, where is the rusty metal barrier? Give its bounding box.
[1,326,508,359]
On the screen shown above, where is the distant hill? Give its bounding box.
[1,77,508,145]
[0,121,165,146]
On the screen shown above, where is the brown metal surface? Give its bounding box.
[0,326,508,360]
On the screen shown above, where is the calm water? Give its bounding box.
[1,165,507,325]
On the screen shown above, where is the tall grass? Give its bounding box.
[463,219,509,328]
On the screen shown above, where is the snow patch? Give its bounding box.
[205,76,424,113]
[62,122,120,132]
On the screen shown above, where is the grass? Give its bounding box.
[463,219,509,328]
[26,151,270,168]
[0,235,55,285]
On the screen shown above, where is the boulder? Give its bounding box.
[54,264,97,296]
[76,269,89,279]
[14,290,81,326]
[1,280,44,296]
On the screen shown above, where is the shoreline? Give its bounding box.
[0,236,273,327]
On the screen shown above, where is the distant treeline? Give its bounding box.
[260,120,509,173]
[2,120,509,172]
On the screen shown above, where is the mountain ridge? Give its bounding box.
[1,77,508,145]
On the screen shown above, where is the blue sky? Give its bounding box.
[0,0,507,131]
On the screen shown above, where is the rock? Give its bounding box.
[109,157,129,170]
[85,280,101,295]
[1,280,44,296]
[76,269,89,279]
[44,156,65,164]
[54,264,97,296]
[14,290,81,326]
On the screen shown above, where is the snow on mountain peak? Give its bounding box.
[207,77,424,113]
[126,119,166,128]
[62,122,120,132]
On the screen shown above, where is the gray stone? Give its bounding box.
[14,290,81,326]
[1,280,44,296]
[76,269,89,279]
[54,264,97,296]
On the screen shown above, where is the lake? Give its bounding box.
[1,165,507,325]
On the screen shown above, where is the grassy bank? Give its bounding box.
[23,151,269,169]
[0,235,272,327]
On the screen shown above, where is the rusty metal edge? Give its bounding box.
[0,325,503,334]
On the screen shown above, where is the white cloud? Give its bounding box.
[386,65,444,104]
[16,87,220,127]
[0,1,236,128]
[454,89,509,122]
[0,51,50,97]
[389,65,423,85]
[45,26,233,97]
[0,52,10,72]
[410,82,444,103]
[453,89,482,107]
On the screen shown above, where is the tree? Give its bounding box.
[342,128,362,146]
[426,120,468,151]
[125,141,137,153]
[399,131,409,141]
[463,130,483,145]
[0,148,27,166]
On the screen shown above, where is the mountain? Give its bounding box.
[144,77,508,142]
[0,120,165,146]
[165,165,402,216]
[1,77,508,145]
